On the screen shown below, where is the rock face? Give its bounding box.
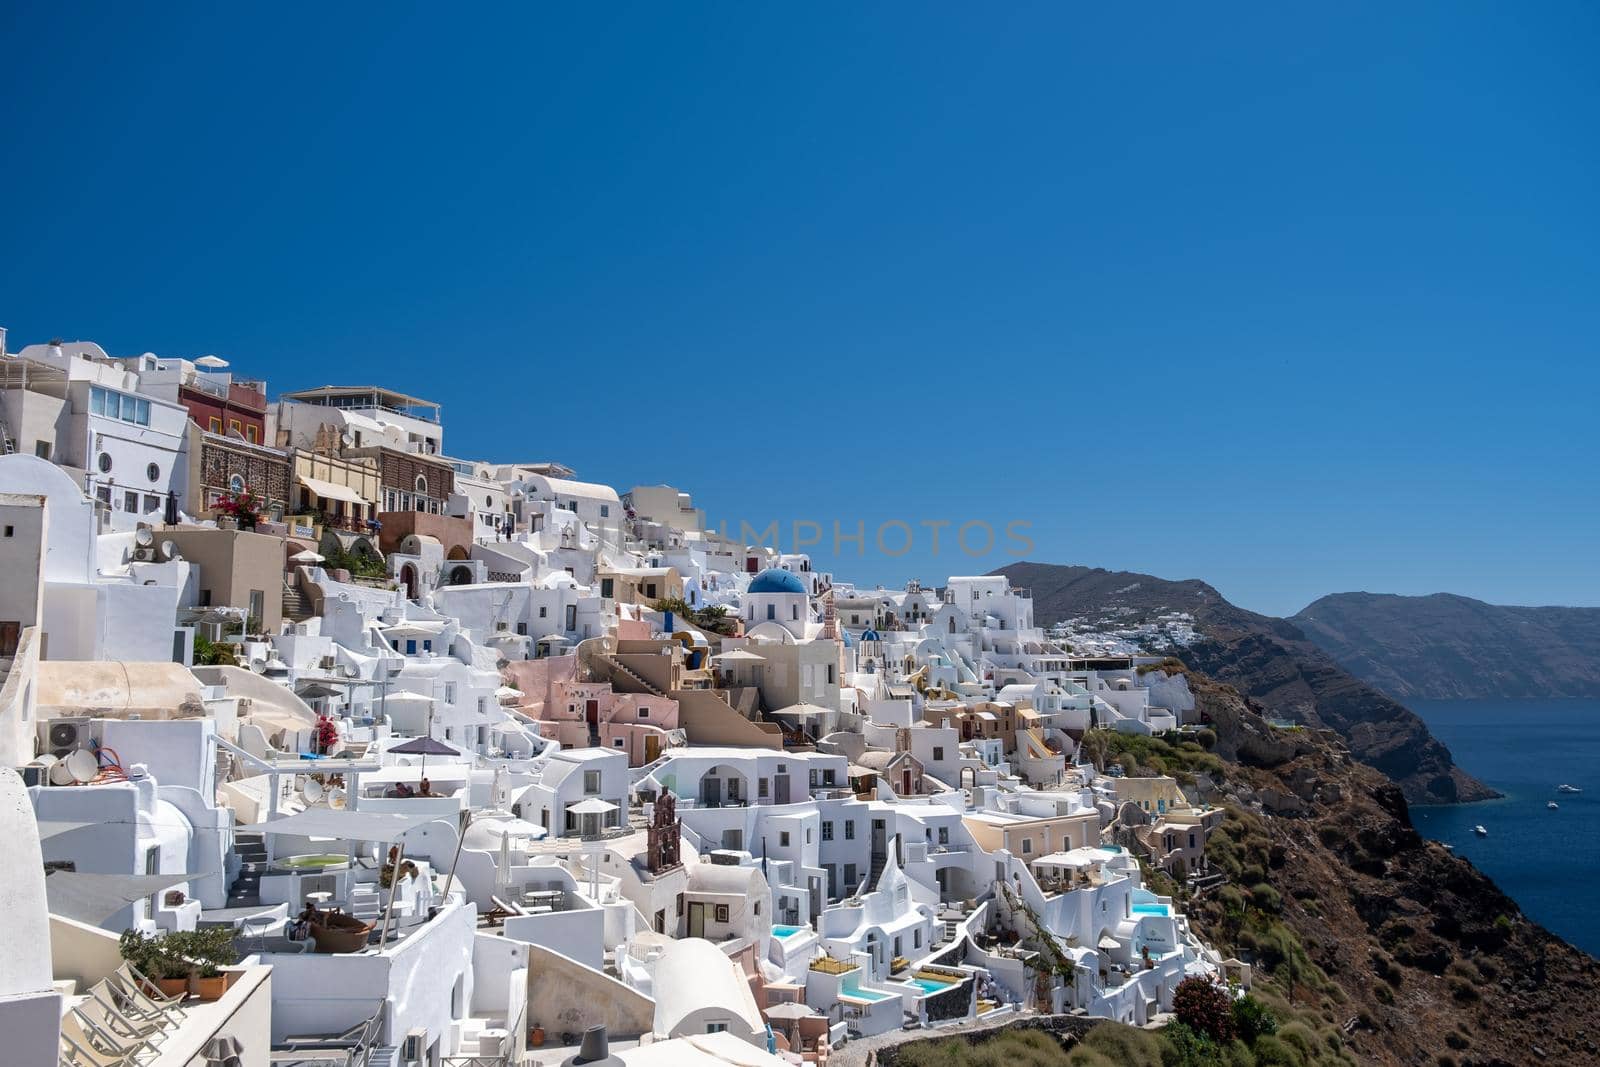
[991,562,1496,804]
[1186,678,1600,1066]
[1292,591,1600,701]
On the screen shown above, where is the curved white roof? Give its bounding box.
[652,938,763,1038]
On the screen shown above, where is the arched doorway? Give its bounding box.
[446,544,469,561]
[448,564,473,586]
[400,563,417,600]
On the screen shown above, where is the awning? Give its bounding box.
[240,808,451,843]
[45,871,197,926]
[296,475,368,507]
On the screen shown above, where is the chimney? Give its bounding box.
[563,1025,623,1066]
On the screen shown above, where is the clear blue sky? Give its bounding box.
[3,4,1596,617]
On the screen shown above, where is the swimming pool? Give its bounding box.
[906,976,957,995]
[1131,889,1170,916]
[772,924,807,939]
[841,986,896,1002]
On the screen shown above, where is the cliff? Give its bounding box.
[989,563,1495,804]
[1292,592,1600,701]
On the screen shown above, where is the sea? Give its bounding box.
[1409,699,1600,959]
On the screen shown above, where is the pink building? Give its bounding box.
[501,653,679,765]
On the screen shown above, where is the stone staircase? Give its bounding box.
[598,653,665,698]
[228,831,267,907]
[867,850,887,890]
[283,579,313,622]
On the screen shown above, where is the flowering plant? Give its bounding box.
[215,486,263,527]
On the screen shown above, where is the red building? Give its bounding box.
[180,376,269,444]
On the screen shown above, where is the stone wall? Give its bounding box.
[197,434,291,512]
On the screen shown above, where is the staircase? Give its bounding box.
[349,883,383,924]
[228,831,267,907]
[282,579,312,622]
[868,850,887,890]
[598,653,665,697]
[942,918,960,944]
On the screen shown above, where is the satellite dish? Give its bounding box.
[49,760,77,786]
[329,786,347,810]
[340,430,354,447]
[66,749,98,783]
[135,527,154,547]
[302,778,325,804]
[161,541,177,559]
[249,657,267,674]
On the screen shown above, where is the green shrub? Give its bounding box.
[1232,994,1279,1042]
[1075,1022,1164,1067]
[1250,1034,1305,1067]
[1158,1021,1218,1067]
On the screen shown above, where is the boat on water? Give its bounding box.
[1557,784,1582,794]
[1473,825,1488,836]
[1548,801,1560,810]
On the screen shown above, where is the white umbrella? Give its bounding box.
[291,549,326,563]
[195,354,230,368]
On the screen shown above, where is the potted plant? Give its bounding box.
[170,928,240,1001]
[215,486,264,531]
[118,930,190,1000]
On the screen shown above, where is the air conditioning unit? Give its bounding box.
[39,717,92,759]
[400,1029,428,1067]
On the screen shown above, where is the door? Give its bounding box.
[870,820,886,866]
[701,776,720,806]
[688,902,706,938]
[645,734,661,763]
[773,774,790,805]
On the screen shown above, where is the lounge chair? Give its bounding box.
[113,963,189,1021]
[79,990,170,1047]
[99,974,182,1028]
[59,1007,156,1067]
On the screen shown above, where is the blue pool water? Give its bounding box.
[772,924,806,939]
[1411,699,1600,958]
[842,985,895,1002]
[1131,888,1170,916]
[907,977,956,994]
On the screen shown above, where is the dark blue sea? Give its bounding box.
[1410,699,1600,959]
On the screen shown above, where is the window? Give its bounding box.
[844,863,857,887]
[444,683,456,704]
[706,1023,728,1035]
[146,462,160,482]
[123,491,139,513]
[229,474,244,493]
[2,526,11,537]
[754,900,760,916]
[844,821,855,840]
[933,747,944,762]
[914,929,922,949]
[766,604,775,621]
[583,770,601,794]
[415,475,428,494]
[713,904,730,923]
[98,453,113,473]
[34,441,50,459]
[638,707,650,719]
[144,494,160,514]
[516,623,528,635]
[1021,838,1032,855]
[209,417,222,432]
[779,831,790,847]
[821,821,833,841]
[791,604,799,620]
[539,606,548,618]
[938,827,949,845]
[600,504,609,518]
[96,485,111,504]
[758,778,768,797]
[645,583,657,599]
[613,738,625,749]
[228,419,242,437]
[826,664,835,684]
[245,425,258,443]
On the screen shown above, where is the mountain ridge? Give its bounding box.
[989,562,1496,805]
[1290,591,1600,701]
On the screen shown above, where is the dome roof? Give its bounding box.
[748,568,806,595]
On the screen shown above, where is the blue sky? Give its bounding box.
[2,4,1596,617]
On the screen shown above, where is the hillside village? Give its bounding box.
[0,336,1252,1067]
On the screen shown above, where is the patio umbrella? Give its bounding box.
[388,732,459,777]
[194,354,230,368]
[163,491,179,526]
[291,549,325,564]
[764,1002,817,1051]
[388,736,460,757]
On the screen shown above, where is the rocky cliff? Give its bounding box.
[1292,592,1600,701]
[990,562,1495,804]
